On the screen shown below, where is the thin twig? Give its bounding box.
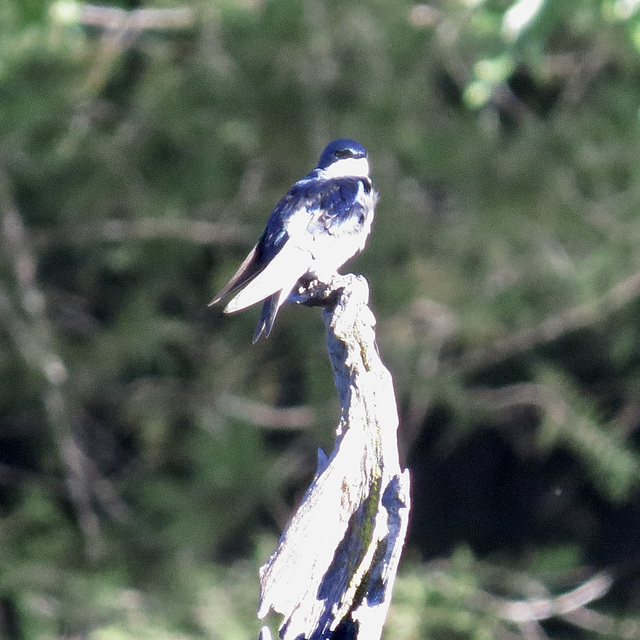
[448,269,640,376]
[78,6,194,32]
[31,218,253,249]
[216,393,314,430]
[433,559,629,638]
[496,572,614,622]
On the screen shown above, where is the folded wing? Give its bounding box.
[210,244,260,306]
[224,239,311,313]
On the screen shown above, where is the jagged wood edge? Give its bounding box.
[257,274,410,640]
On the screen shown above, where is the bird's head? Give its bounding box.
[317,139,370,179]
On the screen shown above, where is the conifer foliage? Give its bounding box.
[1,1,640,638]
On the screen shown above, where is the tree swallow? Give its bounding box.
[211,138,378,342]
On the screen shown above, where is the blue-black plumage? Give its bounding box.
[211,139,378,342]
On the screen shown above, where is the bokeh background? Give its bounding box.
[2,0,640,638]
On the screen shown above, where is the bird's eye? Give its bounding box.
[335,149,355,159]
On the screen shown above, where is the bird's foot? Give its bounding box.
[289,275,348,308]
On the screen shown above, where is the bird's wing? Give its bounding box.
[224,239,311,313]
[211,183,306,308]
[209,244,261,306]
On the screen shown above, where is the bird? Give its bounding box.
[210,138,378,343]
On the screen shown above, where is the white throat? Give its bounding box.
[323,156,370,179]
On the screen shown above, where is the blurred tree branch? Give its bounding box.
[32,218,253,249]
[77,5,194,32]
[217,393,314,430]
[0,177,132,558]
[466,378,640,501]
[51,2,195,42]
[417,556,640,640]
[448,269,640,377]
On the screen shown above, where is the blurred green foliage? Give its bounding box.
[2,0,640,638]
